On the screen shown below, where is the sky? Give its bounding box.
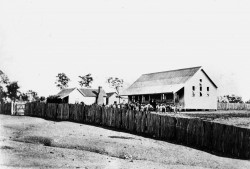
[0,0,250,101]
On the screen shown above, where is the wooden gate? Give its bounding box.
[12,102,26,115]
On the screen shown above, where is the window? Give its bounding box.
[192,86,195,97]
[207,87,209,96]
[199,79,203,97]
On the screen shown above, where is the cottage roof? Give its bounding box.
[57,88,79,99]
[79,88,107,97]
[57,87,107,99]
[106,92,117,98]
[122,66,215,95]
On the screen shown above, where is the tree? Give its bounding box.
[0,70,10,103]
[0,70,10,84]
[6,81,20,102]
[46,95,61,103]
[224,94,243,103]
[27,90,40,102]
[55,73,70,90]
[19,92,29,102]
[78,74,93,88]
[40,96,46,102]
[107,77,124,103]
[246,100,250,104]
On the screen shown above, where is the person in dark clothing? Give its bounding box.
[151,99,157,111]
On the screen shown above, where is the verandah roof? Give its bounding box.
[122,84,184,95]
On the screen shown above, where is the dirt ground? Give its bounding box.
[0,115,250,169]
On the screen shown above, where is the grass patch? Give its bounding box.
[109,136,135,140]
[22,136,53,146]
[0,146,14,150]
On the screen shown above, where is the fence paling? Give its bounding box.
[217,102,250,110]
[0,103,10,115]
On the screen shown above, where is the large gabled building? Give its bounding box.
[122,66,218,110]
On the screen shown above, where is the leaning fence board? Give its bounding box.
[141,111,147,133]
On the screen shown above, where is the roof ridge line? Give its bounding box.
[142,66,202,75]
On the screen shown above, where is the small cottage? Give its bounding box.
[56,87,107,105]
[121,66,218,110]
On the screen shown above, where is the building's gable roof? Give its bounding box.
[106,92,117,98]
[57,88,82,99]
[57,88,107,99]
[122,66,202,95]
[79,88,107,97]
[201,69,218,88]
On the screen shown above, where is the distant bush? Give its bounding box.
[218,95,243,103]
[46,95,62,103]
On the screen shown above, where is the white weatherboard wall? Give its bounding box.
[106,93,128,105]
[68,89,85,104]
[184,69,217,110]
[83,97,96,105]
[108,93,122,105]
[68,89,97,105]
[107,93,119,105]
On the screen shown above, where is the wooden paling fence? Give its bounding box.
[0,102,250,159]
[218,102,250,110]
[21,102,250,159]
[0,103,12,115]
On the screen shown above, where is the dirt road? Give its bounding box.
[0,115,250,169]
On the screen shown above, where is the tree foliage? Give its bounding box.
[78,74,93,88]
[246,99,250,104]
[27,90,40,102]
[218,94,244,103]
[107,77,124,95]
[19,93,29,102]
[55,73,70,90]
[6,81,20,102]
[40,96,46,102]
[0,70,10,103]
[0,70,9,85]
[46,95,61,103]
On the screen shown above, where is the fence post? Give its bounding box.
[11,101,14,115]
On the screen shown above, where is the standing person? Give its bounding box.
[149,99,153,107]
[152,99,157,111]
[113,101,118,108]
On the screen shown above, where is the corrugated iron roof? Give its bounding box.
[79,88,107,97]
[57,88,107,98]
[122,66,202,95]
[57,88,77,99]
[106,92,117,98]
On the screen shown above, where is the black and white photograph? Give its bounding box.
[0,0,250,168]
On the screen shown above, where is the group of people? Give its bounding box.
[108,100,180,113]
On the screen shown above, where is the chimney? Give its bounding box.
[98,86,102,94]
[97,86,104,105]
